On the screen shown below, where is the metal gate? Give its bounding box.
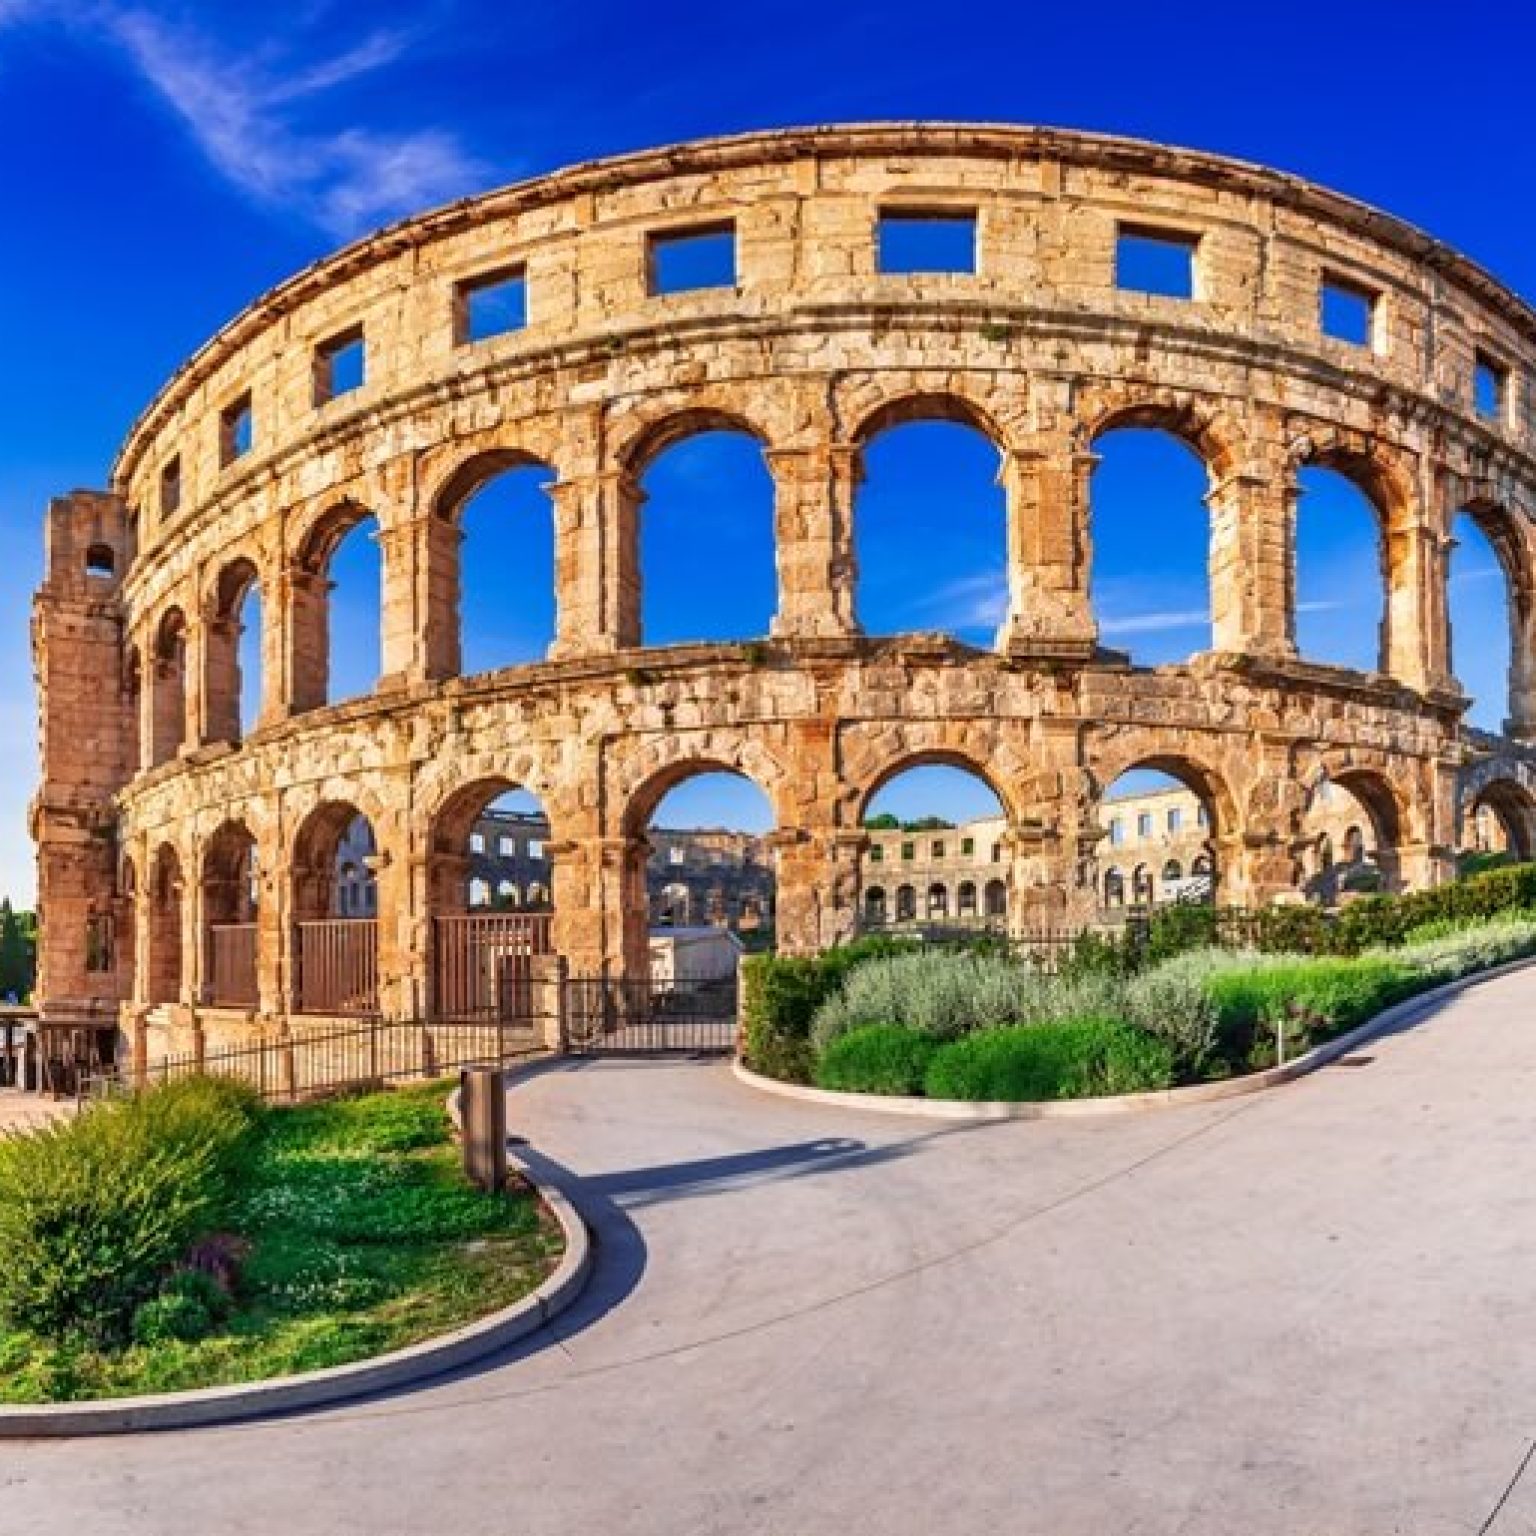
[562,975,738,1054]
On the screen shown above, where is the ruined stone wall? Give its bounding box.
[32,123,1536,1051]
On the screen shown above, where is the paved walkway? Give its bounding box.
[9,969,1536,1534]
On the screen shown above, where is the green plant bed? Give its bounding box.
[0,1081,561,1404]
[924,1020,1174,1102]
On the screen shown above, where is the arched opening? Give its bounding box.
[859,760,1008,931]
[294,507,382,710]
[1301,772,1402,902]
[1096,764,1218,911]
[1461,779,1536,868]
[864,886,888,925]
[149,608,188,766]
[1450,509,1523,732]
[1090,427,1211,664]
[854,408,1006,643]
[291,802,379,1015]
[428,783,555,1025]
[146,844,182,1006]
[440,455,558,677]
[206,559,262,744]
[202,821,257,1008]
[639,770,775,954]
[1294,466,1388,672]
[635,425,776,646]
[85,543,116,579]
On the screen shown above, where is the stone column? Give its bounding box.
[277,570,330,716]
[767,445,858,640]
[200,613,240,745]
[255,829,286,1019]
[547,471,642,658]
[376,520,421,691]
[551,834,644,977]
[371,823,413,1021]
[1208,468,1297,658]
[420,512,463,681]
[1508,594,1536,739]
[1384,524,1450,694]
[770,827,863,954]
[996,436,1097,657]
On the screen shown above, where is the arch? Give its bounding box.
[636,424,776,645]
[1464,778,1536,863]
[1302,767,1403,898]
[431,450,560,679]
[854,750,1016,827]
[202,819,257,1007]
[853,408,1006,643]
[149,606,188,767]
[1294,464,1389,672]
[205,556,263,744]
[1131,863,1154,904]
[926,882,949,919]
[895,884,917,921]
[1452,501,1530,731]
[292,501,382,710]
[848,389,1007,449]
[1094,757,1223,909]
[146,843,183,1006]
[1162,859,1183,883]
[617,405,773,476]
[1081,396,1243,483]
[427,778,555,916]
[291,801,377,922]
[983,878,1007,918]
[957,879,978,918]
[1089,421,1215,664]
[864,885,888,926]
[1103,866,1125,907]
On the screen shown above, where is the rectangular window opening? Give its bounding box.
[1475,353,1509,423]
[648,223,736,296]
[456,266,528,345]
[1115,225,1199,300]
[220,393,253,467]
[1320,275,1378,348]
[160,456,182,518]
[877,209,978,275]
[314,327,365,406]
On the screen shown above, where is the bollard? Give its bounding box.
[460,1065,508,1193]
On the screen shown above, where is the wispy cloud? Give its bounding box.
[3,3,490,237]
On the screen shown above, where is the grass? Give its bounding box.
[0,1082,561,1403]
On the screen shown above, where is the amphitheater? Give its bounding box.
[31,122,1536,1064]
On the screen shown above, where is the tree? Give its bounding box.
[862,813,900,830]
[0,901,34,1003]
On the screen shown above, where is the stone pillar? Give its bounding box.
[279,570,330,716]
[1208,468,1297,658]
[371,828,414,1021]
[549,472,641,657]
[996,436,1097,657]
[1384,524,1450,694]
[1223,831,1296,908]
[255,835,286,1020]
[770,827,863,954]
[767,445,858,640]
[421,512,463,680]
[376,520,420,691]
[1508,594,1536,739]
[550,834,643,977]
[200,613,241,746]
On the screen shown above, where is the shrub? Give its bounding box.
[130,1290,215,1347]
[0,1078,260,1342]
[1124,964,1220,1079]
[741,938,918,1082]
[923,1020,1173,1102]
[1375,912,1536,982]
[813,1026,938,1095]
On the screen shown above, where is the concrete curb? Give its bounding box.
[0,1078,592,1437]
[733,954,1536,1121]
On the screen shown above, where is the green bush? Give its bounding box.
[741,937,917,1083]
[130,1289,215,1347]
[1374,912,1536,982]
[1124,964,1220,1079]
[0,1080,260,1342]
[813,1025,938,1095]
[923,1020,1173,1102]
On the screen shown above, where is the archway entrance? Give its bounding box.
[291,803,379,1016]
[427,784,555,1027]
[858,762,1009,934]
[1301,773,1402,902]
[1096,766,1218,913]
[203,821,258,1008]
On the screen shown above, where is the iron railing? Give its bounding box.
[432,912,552,1023]
[563,975,739,1054]
[295,919,378,1016]
[206,923,258,1009]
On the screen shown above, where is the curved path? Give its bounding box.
[10,971,1536,1535]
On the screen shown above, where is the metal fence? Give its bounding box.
[124,1015,546,1105]
[432,913,552,1024]
[207,923,258,1009]
[295,919,379,1016]
[563,975,739,1054]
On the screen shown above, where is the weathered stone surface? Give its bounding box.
[29,124,1536,1055]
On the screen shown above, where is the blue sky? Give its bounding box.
[3,0,1532,898]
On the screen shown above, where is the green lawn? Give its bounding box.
[0,1082,562,1403]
